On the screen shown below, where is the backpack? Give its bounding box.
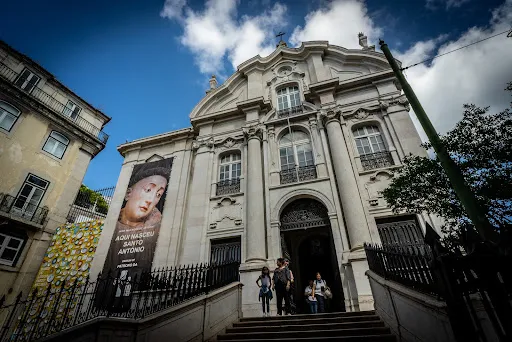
[274,268,290,286]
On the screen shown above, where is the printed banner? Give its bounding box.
[101,158,173,282]
[32,220,103,290]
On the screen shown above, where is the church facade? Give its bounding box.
[90,38,439,316]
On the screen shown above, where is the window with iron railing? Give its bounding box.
[277,85,302,118]
[216,153,241,196]
[279,130,317,184]
[353,125,394,170]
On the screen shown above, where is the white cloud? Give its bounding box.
[290,0,382,49]
[161,0,286,75]
[396,0,512,137]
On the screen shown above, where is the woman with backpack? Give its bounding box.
[314,272,327,313]
[272,258,291,316]
[256,266,273,317]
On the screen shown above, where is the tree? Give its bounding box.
[76,185,109,214]
[382,82,512,251]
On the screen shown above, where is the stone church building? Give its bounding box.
[91,37,439,317]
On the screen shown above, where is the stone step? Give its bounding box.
[233,315,380,328]
[218,335,396,342]
[217,327,391,340]
[227,320,385,334]
[239,311,375,322]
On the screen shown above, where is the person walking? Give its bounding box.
[314,272,327,313]
[256,266,273,317]
[284,258,296,315]
[304,280,318,314]
[272,258,291,316]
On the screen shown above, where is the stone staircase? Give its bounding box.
[216,311,396,341]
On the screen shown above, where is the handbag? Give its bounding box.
[324,286,333,299]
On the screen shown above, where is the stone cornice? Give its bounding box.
[117,127,195,156]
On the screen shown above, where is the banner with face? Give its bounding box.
[101,158,173,282]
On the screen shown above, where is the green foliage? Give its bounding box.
[77,185,109,214]
[382,82,512,249]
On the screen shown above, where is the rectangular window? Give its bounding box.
[280,147,295,170]
[13,174,49,218]
[376,216,424,248]
[63,100,81,120]
[42,131,70,159]
[14,68,40,93]
[0,233,24,266]
[0,102,21,132]
[210,237,241,264]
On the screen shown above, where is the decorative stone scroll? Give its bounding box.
[209,197,243,230]
[192,136,214,151]
[319,104,342,124]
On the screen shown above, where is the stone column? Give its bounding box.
[308,116,327,178]
[321,107,371,250]
[243,124,266,263]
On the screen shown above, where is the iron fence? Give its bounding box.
[279,165,317,184]
[66,186,115,223]
[364,243,439,297]
[360,151,394,171]
[0,261,240,342]
[0,194,48,225]
[365,241,512,342]
[0,62,108,144]
[215,179,241,196]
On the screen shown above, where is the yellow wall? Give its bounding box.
[0,106,84,221]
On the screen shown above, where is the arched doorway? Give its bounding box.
[279,198,345,313]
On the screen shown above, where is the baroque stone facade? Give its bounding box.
[91,40,440,316]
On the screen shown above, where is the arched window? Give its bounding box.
[43,131,70,159]
[277,85,301,117]
[353,125,393,170]
[0,101,21,132]
[216,153,241,195]
[279,130,316,184]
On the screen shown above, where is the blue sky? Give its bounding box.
[1,0,511,189]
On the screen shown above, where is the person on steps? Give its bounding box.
[256,266,273,317]
[304,280,318,314]
[272,258,291,316]
[315,272,327,313]
[284,258,296,315]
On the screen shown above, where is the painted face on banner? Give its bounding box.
[123,175,167,224]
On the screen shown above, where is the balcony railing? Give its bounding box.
[280,165,317,184]
[277,105,303,118]
[0,62,108,144]
[216,178,241,196]
[360,151,394,171]
[0,194,48,225]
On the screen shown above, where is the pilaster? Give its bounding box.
[320,105,371,250]
[308,115,327,178]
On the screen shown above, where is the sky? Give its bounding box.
[1,0,511,189]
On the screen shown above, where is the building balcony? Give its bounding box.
[0,62,108,144]
[360,151,394,171]
[0,194,48,226]
[280,165,317,185]
[215,178,241,196]
[277,105,304,119]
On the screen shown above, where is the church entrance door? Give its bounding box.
[279,199,345,313]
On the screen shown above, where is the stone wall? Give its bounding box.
[39,282,242,342]
[367,270,455,342]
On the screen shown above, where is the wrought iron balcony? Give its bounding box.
[0,194,48,225]
[280,165,317,184]
[216,178,241,196]
[360,151,394,171]
[277,105,304,118]
[0,62,108,144]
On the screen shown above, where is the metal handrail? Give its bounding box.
[0,194,48,225]
[215,178,241,196]
[277,105,304,118]
[279,165,317,184]
[0,62,108,143]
